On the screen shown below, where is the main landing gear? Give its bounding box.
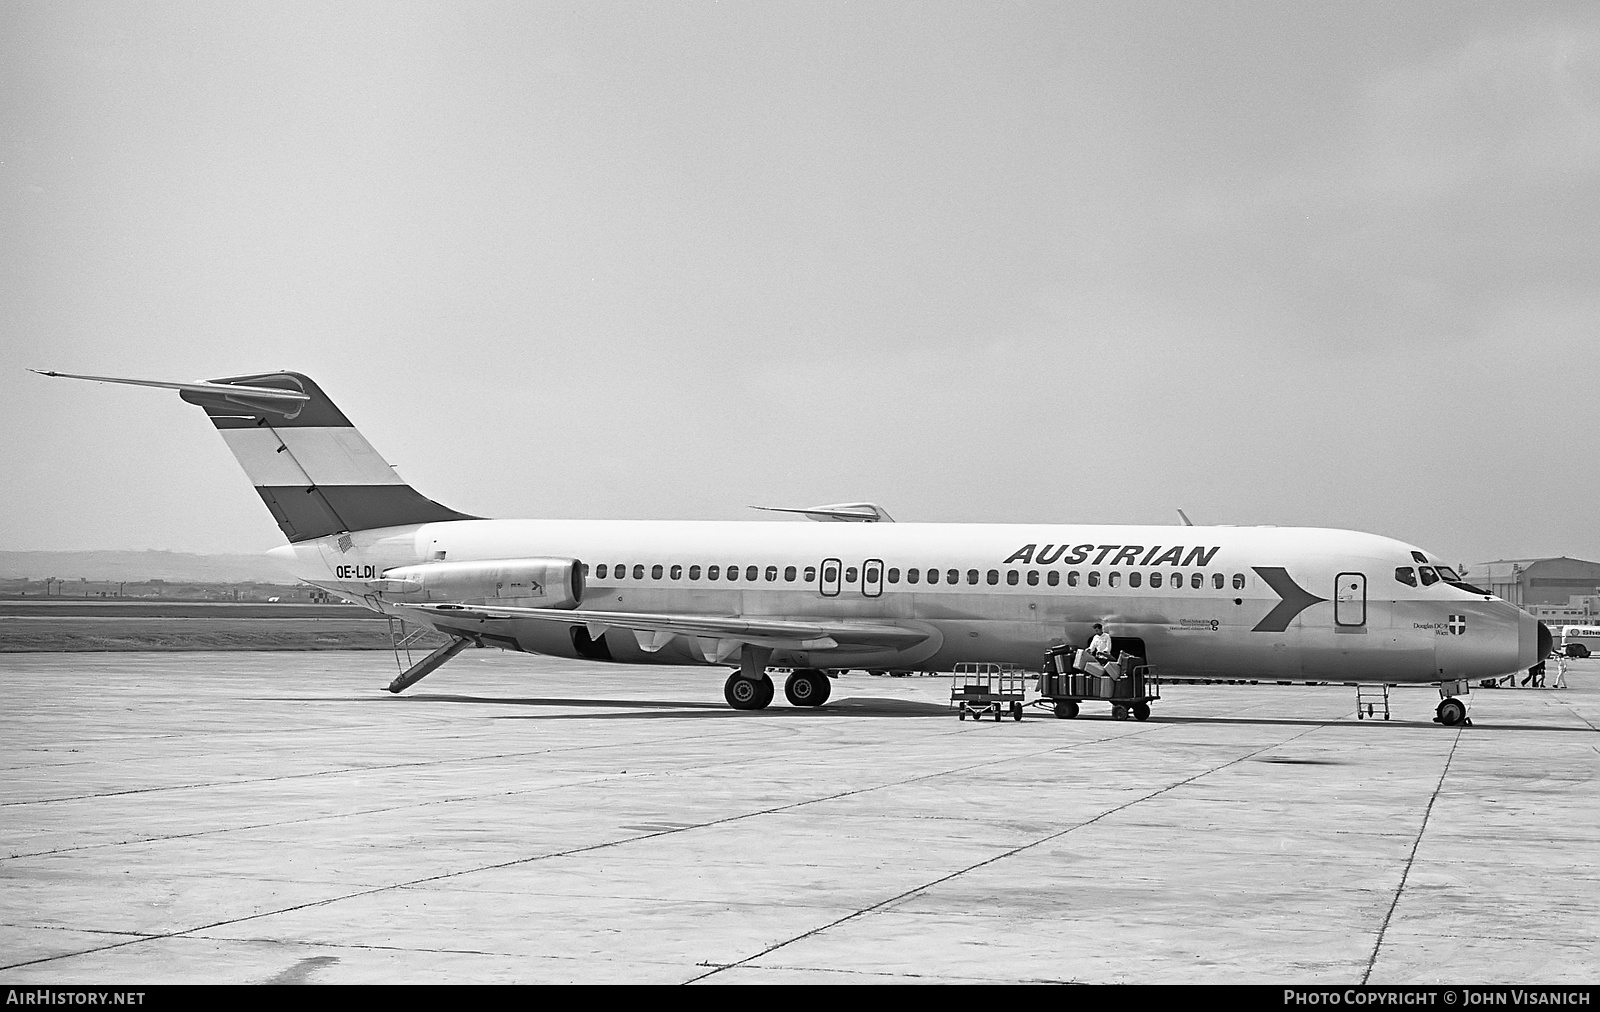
[724,671,775,710]
[783,669,832,707]
[724,666,833,710]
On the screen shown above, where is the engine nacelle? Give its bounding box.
[378,558,584,609]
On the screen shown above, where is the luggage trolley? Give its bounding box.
[1038,644,1161,721]
[950,662,1030,721]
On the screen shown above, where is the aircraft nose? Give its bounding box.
[1516,611,1544,669]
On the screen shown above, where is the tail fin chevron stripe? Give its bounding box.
[37,369,478,542]
[183,372,478,542]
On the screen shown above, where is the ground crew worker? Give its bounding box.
[1089,623,1113,662]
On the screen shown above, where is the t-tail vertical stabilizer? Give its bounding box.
[32,369,478,542]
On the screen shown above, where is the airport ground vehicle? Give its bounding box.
[950,663,1028,721]
[1557,626,1597,658]
[1039,644,1160,720]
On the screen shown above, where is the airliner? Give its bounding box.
[35,370,1549,726]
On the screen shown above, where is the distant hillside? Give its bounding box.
[0,550,289,583]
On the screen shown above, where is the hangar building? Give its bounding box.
[1469,557,1600,624]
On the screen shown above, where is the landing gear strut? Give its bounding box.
[725,647,776,710]
[784,669,832,707]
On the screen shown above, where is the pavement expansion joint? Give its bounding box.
[1361,728,1463,984]
[691,720,1342,983]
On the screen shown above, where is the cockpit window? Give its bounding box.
[1418,566,1439,586]
[1436,566,1460,581]
[1395,567,1417,587]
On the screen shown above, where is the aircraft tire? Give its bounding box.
[1055,700,1078,719]
[1132,702,1151,721]
[1436,697,1466,727]
[784,669,830,707]
[725,673,774,711]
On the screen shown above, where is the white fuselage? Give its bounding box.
[269,519,1538,683]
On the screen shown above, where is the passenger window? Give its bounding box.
[615,564,626,579]
[746,566,759,581]
[689,565,701,580]
[1213,573,1224,590]
[1109,572,1121,588]
[845,567,858,583]
[1232,573,1245,590]
[804,566,816,582]
[649,564,662,579]
[907,568,920,584]
[987,570,999,585]
[765,566,778,582]
[887,568,900,584]
[1419,566,1439,586]
[596,564,608,579]
[1026,571,1038,586]
[1150,572,1162,588]
[822,565,836,583]
[1006,570,1018,585]
[1067,571,1079,587]
[1046,571,1059,586]
[1191,573,1203,589]
[708,565,720,580]
[670,565,682,580]
[1171,572,1182,588]
[947,569,959,584]
[926,568,939,584]
[1088,571,1100,587]
[633,564,645,580]
[581,563,590,577]
[784,566,796,581]
[1129,572,1141,588]
[1394,567,1416,587]
[966,570,979,585]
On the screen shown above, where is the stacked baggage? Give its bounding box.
[1040,644,1160,721]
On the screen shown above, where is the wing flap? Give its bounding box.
[398,602,925,653]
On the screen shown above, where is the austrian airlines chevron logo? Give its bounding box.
[1449,615,1467,635]
[1251,567,1327,632]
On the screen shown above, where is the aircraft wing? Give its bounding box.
[394,602,930,662]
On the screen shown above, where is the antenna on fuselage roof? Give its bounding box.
[1177,509,1194,526]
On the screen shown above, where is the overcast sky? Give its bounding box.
[3,2,1596,569]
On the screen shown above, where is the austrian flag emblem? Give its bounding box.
[1448,615,1467,635]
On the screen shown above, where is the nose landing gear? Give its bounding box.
[1433,679,1473,727]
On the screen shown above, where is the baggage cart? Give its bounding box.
[950,662,1030,721]
[1037,644,1161,721]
